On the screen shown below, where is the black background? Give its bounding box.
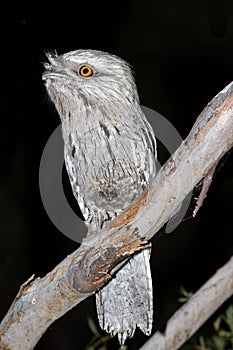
[0,1,233,349]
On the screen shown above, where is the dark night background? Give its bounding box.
[0,1,233,349]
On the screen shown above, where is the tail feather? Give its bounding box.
[96,245,153,345]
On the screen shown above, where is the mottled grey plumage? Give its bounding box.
[43,49,157,344]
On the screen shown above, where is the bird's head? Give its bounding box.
[43,49,139,117]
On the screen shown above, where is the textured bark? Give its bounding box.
[0,82,232,350]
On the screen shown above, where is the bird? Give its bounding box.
[42,49,157,345]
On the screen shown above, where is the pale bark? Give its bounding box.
[0,82,232,350]
[140,256,233,350]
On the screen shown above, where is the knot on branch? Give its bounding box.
[70,229,148,293]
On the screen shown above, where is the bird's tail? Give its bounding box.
[96,245,153,345]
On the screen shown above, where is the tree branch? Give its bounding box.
[0,82,232,350]
[139,256,233,350]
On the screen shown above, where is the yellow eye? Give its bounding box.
[79,65,93,77]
